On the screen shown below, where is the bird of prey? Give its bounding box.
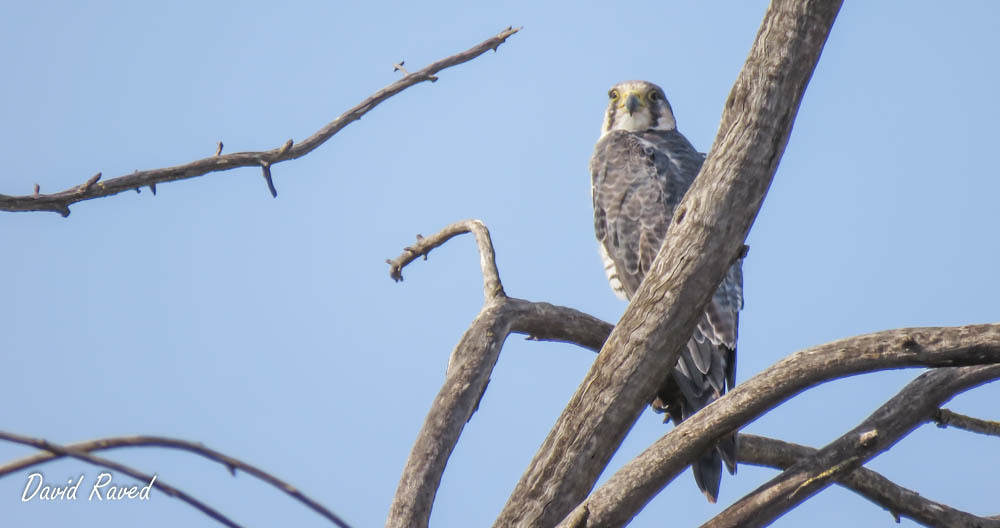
[590,80,744,503]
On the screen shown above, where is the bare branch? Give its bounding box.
[702,366,1000,528]
[935,408,1000,439]
[496,2,843,525]
[738,434,1000,528]
[386,219,505,301]
[384,220,1000,527]
[385,220,614,528]
[0,430,241,528]
[0,433,351,528]
[386,297,510,528]
[0,27,520,216]
[558,324,1000,526]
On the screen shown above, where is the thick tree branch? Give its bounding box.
[0,27,520,217]
[558,324,1000,527]
[496,1,843,526]
[0,433,350,528]
[702,366,1000,528]
[384,220,613,528]
[935,408,1000,439]
[738,434,1000,528]
[0,431,241,528]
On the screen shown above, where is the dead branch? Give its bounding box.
[496,1,843,525]
[0,27,520,217]
[738,434,1000,528]
[556,324,1000,527]
[0,433,350,528]
[384,220,613,528]
[386,219,504,301]
[702,366,1000,528]
[935,408,1000,439]
[0,430,241,528]
[382,221,1000,527]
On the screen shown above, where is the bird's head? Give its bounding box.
[600,80,677,137]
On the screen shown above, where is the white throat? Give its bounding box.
[601,110,676,139]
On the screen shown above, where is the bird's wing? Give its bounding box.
[591,130,689,300]
[593,128,744,499]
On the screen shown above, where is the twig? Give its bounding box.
[0,27,521,216]
[0,433,351,528]
[701,366,1000,528]
[935,408,1000,438]
[80,172,101,193]
[0,430,241,528]
[556,324,1000,527]
[738,434,1000,528]
[260,161,277,197]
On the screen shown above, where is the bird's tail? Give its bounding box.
[652,338,737,503]
[692,434,737,503]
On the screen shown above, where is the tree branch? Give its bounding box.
[557,324,1000,526]
[0,431,242,528]
[505,298,613,353]
[0,27,520,217]
[384,220,613,528]
[0,432,350,528]
[738,434,1000,528]
[496,1,843,525]
[384,228,1000,527]
[702,366,1000,528]
[386,219,504,301]
[935,408,1000,439]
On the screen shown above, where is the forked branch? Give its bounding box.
[738,434,1000,528]
[383,220,1000,528]
[703,366,1000,528]
[386,219,504,301]
[384,220,612,528]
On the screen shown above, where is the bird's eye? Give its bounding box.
[609,89,619,100]
[649,91,661,101]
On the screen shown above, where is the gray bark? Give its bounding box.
[703,366,1000,528]
[383,220,615,528]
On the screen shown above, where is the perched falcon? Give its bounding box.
[590,80,744,503]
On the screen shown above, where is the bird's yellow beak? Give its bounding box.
[621,91,645,116]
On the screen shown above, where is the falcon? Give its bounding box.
[590,80,744,503]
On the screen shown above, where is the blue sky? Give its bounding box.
[2,2,998,527]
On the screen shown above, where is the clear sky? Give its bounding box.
[2,2,998,527]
